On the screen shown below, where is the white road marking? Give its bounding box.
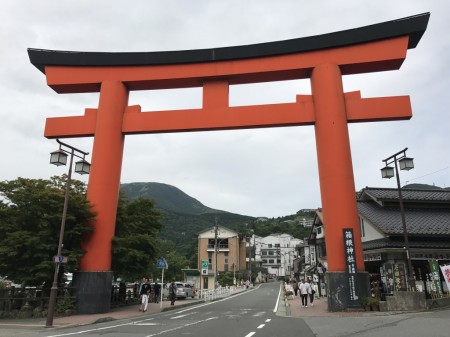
[146,316,218,337]
[245,332,256,337]
[253,311,266,317]
[265,318,271,322]
[257,324,265,329]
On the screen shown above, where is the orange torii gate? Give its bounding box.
[28,13,429,313]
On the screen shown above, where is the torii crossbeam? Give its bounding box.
[28,12,429,313]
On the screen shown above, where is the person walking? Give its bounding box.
[168,280,177,306]
[292,279,299,296]
[139,278,151,312]
[299,279,310,307]
[309,282,316,306]
[153,280,161,303]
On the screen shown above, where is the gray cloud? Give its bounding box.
[1,1,448,217]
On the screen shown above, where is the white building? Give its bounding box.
[248,233,302,279]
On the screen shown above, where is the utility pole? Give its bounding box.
[214,217,218,289]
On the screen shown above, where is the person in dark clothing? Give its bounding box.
[168,280,177,306]
[139,278,151,312]
[153,281,161,303]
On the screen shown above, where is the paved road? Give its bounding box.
[1,283,449,337]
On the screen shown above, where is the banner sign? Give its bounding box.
[429,260,442,295]
[304,246,310,264]
[343,228,359,303]
[439,264,450,292]
[393,263,407,291]
[310,246,316,266]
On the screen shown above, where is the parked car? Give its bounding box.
[175,282,195,299]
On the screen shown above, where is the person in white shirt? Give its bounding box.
[298,279,311,307]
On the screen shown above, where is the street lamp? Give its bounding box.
[46,139,90,327]
[381,147,416,291]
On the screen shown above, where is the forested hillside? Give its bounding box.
[120,182,314,260]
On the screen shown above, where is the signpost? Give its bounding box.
[156,256,168,308]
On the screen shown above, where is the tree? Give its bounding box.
[0,177,95,287]
[150,240,192,281]
[111,194,164,282]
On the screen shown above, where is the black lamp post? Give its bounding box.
[381,147,416,291]
[46,139,90,327]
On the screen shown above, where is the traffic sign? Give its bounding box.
[53,256,67,263]
[156,256,168,269]
[201,260,208,269]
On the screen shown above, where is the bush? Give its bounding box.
[56,295,75,315]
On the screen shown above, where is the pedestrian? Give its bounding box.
[168,280,177,306]
[291,279,299,296]
[139,277,151,312]
[309,282,316,306]
[154,279,161,303]
[298,279,310,307]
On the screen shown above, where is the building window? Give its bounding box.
[268,244,272,248]
[275,243,280,248]
[224,252,229,272]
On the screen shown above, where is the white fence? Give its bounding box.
[198,284,250,301]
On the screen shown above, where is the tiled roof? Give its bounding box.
[363,238,450,250]
[357,200,450,235]
[361,187,450,203]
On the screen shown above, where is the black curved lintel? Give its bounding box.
[28,13,430,74]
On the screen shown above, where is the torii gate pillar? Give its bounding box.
[313,63,367,309]
[28,13,429,313]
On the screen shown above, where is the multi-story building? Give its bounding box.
[249,233,302,280]
[197,225,247,290]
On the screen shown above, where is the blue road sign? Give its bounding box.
[156,256,168,269]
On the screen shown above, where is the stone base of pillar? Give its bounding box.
[325,271,370,311]
[73,271,113,314]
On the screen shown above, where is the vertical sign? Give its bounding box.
[393,263,407,291]
[343,228,359,304]
[429,260,442,296]
[304,246,310,264]
[310,246,316,266]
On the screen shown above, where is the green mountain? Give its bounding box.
[120,182,255,258]
[120,182,219,215]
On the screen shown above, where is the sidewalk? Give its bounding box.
[0,299,203,330]
[285,295,390,317]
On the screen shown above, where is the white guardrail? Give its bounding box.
[198,284,251,301]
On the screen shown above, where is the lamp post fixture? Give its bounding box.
[381,147,416,291]
[46,139,90,328]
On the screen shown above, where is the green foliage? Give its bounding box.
[56,294,75,314]
[111,193,164,281]
[0,177,95,286]
[145,240,192,281]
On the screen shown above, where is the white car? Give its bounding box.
[175,282,195,299]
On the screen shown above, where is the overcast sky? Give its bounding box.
[1,1,448,218]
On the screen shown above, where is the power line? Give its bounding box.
[403,166,450,185]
